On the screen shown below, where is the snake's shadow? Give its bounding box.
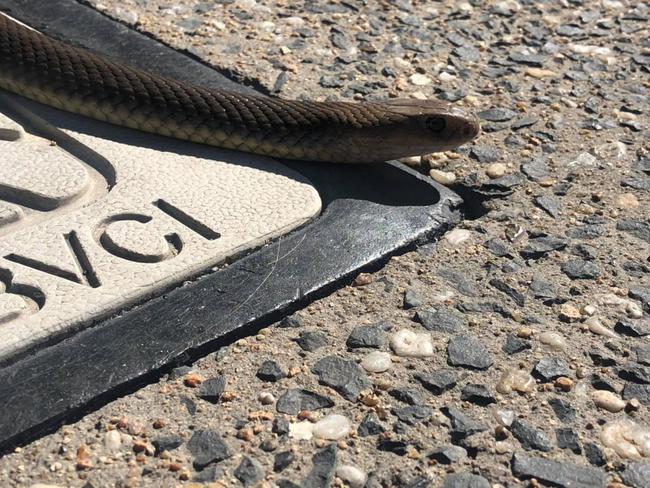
[1,91,439,209]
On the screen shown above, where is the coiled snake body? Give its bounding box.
[0,14,479,163]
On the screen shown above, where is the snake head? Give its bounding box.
[381,99,481,155]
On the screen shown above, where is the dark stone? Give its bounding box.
[502,335,531,354]
[512,453,605,488]
[511,116,539,130]
[404,289,424,309]
[571,243,597,260]
[447,335,493,370]
[273,418,290,436]
[521,159,550,181]
[152,435,183,456]
[429,444,467,464]
[561,259,601,279]
[566,224,606,240]
[533,357,571,382]
[618,364,650,384]
[312,356,370,401]
[621,462,650,488]
[460,384,496,406]
[548,397,576,423]
[615,319,650,337]
[276,389,334,415]
[479,174,525,196]
[319,75,344,89]
[346,324,386,349]
[377,439,408,455]
[442,407,488,439]
[296,331,328,352]
[234,456,264,486]
[556,427,582,454]
[510,419,552,452]
[508,52,547,67]
[197,376,227,404]
[187,430,233,470]
[584,442,606,466]
[489,278,526,306]
[521,236,568,259]
[591,373,618,393]
[484,237,512,257]
[442,472,490,488]
[415,369,460,395]
[277,481,301,488]
[452,46,481,63]
[636,345,650,366]
[617,219,650,244]
[622,174,650,191]
[193,465,222,483]
[478,108,517,122]
[389,387,426,406]
[623,383,650,406]
[257,360,286,382]
[438,268,479,297]
[407,476,432,488]
[180,396,197,416]
[589,349,617,367]
[534,196,561,218]
[278,315,302,328]
[393,405,433,426]
[414,308,466,333]
[470,145,500,164]
[629,286,650,312]
[358,413,385,436]
[169,366,192,380]
[528,277,558,301]
[273,451,295,472]
[330,31,351,49]
[303,444,337,488]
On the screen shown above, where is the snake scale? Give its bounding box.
[0,14,479,163]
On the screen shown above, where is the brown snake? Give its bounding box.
[0,14,480,163]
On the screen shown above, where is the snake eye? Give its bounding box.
[425,117,446,133]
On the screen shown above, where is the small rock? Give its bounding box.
[445,229,472,246]
[303,444,337,488]
[403,289,424,309]
[533,357,571,382]
[429,445,468,464]
[413,307,466,333]
[561,259,602,280]
[393,405,433,426]
[497,368,536,394]
[442,472,490,488]
[447,334,493,370]
[346,323,386,349]
[548,397,576,423]
[312,356,370,401]
[600,419,650,459]
[486,163,507,178]
[512,453,605,488]
[358,413,385,437]
[361,351,392,373]
[152,435,183,456]
[556,427,582,454]
[257,360,286,382]
[289,421,314,440]
[276,389,334,415]
[415,369,460,395]
[336,465,367,488]
[621,463,650,488]
[187,430,233,470]
[234,456,264,487]
[460,384,496,406]
[296,331,328,352]
[390,329,434,357]
[443,407,488,439]
[510,419,552,452]
[197,376,226,404]
[274,451,295,472]
[313,414,351,440]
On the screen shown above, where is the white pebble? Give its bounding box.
[409,73,432,86]
[445,228,472,246]
[284,16,305,27]
[585,317,618,338]
[568,153,597,167]
[336,465,368,488]
[494,409,515,427]
[313,414,351,440]
[486,163,507,179]
[104,430,122,451]
[258,392,276,405]
[389,329,434,357]
[626,301,643,319]
[429,169,456,185]
[289,421,313,440]
[538,331,566,350]
[496,368,535,394]
[438,72,456,82]
[591,390,626,413]
[361,351,392,373]
[601,419,650,459]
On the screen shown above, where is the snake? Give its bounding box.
[0,14,480,163]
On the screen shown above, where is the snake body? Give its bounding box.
[0,14,479,163]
